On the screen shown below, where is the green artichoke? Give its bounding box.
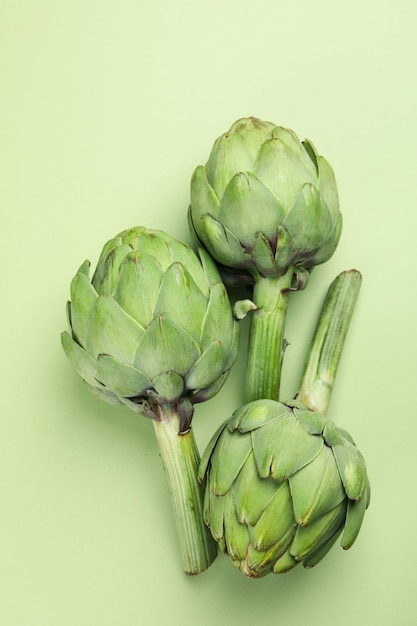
[61,225,238,432]
[200,269,369,578]
[199,399,370,578]
[189,117,343,402]
[189,116,342,285]
[61,226,239,575]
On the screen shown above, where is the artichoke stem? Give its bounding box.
[298,270,362,415]
[246,270,294,402]
[153,408,217,575]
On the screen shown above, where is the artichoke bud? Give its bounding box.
[189,117,342,284]
[200,399,370,578]
[62,226,239,428]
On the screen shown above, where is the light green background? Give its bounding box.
[2,1,415,624]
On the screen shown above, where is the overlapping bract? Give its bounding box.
[61,226,239,430]
[189,117,342,284]
[199,399,370,577]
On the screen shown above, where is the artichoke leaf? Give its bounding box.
[308,213,343,267]
[224,319,240,371]
[365,476,371,508]
[218,171,286,247]
[294,408,327,435]
[316,155,339,219]
[190,165,221,221]
[224,490,251,562]
[292,266,310,291]
[153,262,207,343]
[197,246,222,288]
[302,529,343,569]
[190,371,228,404]
[323,420,344,446]
[113,252,163,328]
[341,483,369,549]
[198,421,228,481]
[66,300,72,328]
[130,228,172,269]
[301,138,319,171]
[185,340,224,391]
[252,231,276,275]
[336,424,356,445]
[251,411,323,480]
[93,236,122,268]
[228,399,288,433]
[232,451,277,526]
[211,430,252,496]
[272,549,298,574]
[119,396,158,419]
[96,354,151,397]
[92,244,133,295]
[289,445,345,525]
[76,258,91,277]
[283,183,332,252]
[255,137,317,208]
[291,500,346,560]
[83,380,123,406]
[151,371,184,403]
[199,214,248,268]
[69,266,98,346]
[229,117,276,162]
[332,440,367,501]
[250,481,295,551]
[61,331,98,387]
[271,127,318,176]
[86,296,145,363]
[205,130,258,198]
[201,281,235,352]
[133,314,200,379]
[165,238,209,298]
[274,224,297,270]
[204,488,225,542]
[247,525,296,576]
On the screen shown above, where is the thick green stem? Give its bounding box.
[297,270,362,415]
[153,408,217,575]
[246,270,294,402]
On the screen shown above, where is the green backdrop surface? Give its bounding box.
[2,1,415,624]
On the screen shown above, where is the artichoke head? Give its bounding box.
[199,399,370,577]
[189,117,342,285]
[62,226,239,431]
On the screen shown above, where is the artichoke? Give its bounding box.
[199,398,370,578]
[189,116,342,285]
[189,116,342,402]
[199,270,369,578]
[61,225,238,425]
[61,225,239,574]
